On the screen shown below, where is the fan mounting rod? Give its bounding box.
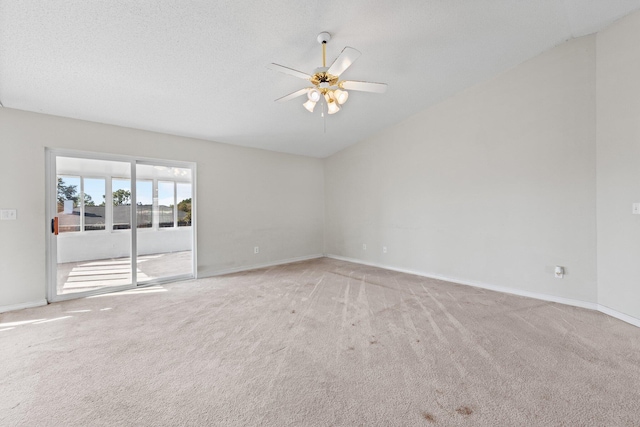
[311,32,338,90]
[317,32,331,67]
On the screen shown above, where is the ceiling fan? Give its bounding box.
[267,32,387,116]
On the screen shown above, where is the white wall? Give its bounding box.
[325,35,598,304]
[596,11,640,320]
[0,109,324,308]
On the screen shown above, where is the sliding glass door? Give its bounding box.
[135,162,193,284]
[47,150,196,302]
[54,157,133,296]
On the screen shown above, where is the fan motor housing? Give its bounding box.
[310,67,339,87]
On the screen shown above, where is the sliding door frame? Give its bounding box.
[45,148,197,303]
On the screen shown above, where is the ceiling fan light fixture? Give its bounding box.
[334,89,349,105]
[303,99,317,112]
[268,31,387,119]
[327,98,340,115]
[308,88,321,102]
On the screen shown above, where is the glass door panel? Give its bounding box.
[54,156,132,297]
[56,175,81,234]
[136,163,193,284]
[83,178,106,231]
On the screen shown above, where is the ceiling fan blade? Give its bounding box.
[340,80,388,93]
[275,88,309,103]
[267,63,311,80]
[327,47,361,77]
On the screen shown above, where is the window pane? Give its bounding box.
[177,183,192,227]
[57,176,81,233]
[158,181,174,228]
[112,178,131,230]
[83,178,106,231]
[136,180,153,228]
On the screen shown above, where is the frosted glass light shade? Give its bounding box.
[334,89,349,105]
[327,99,340,114]
[308,89,321,102]
[303,99,316,112]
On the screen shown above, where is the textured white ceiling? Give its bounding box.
[1,1,639,158]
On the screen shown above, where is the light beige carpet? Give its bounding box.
[1,258,639,426]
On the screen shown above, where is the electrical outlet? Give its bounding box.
[363,244,367,250]
[254,246,259,254]
[633,203,640,215]
[383,246,387,254]
[554,266,564,278]
[0,209,17,220]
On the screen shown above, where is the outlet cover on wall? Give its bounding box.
[0,209,17,220]
[633,203,640,214]
[363,244,367,250]
[383,246,387,253]
[254,246,259,254]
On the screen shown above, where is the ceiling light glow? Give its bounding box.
[308,89,321,102]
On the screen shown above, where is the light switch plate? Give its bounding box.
[0,209,17,220]
[633,203,640,215]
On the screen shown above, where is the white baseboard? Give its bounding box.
[597,304,640,328]
[203,254,325,277]
[0,299,48,314]
[326,254,639,328]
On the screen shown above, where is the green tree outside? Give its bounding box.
[57,177,78,207]
[112,189,131,206]
[178,198,192,225]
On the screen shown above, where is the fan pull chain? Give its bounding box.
[321,97,326,133]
